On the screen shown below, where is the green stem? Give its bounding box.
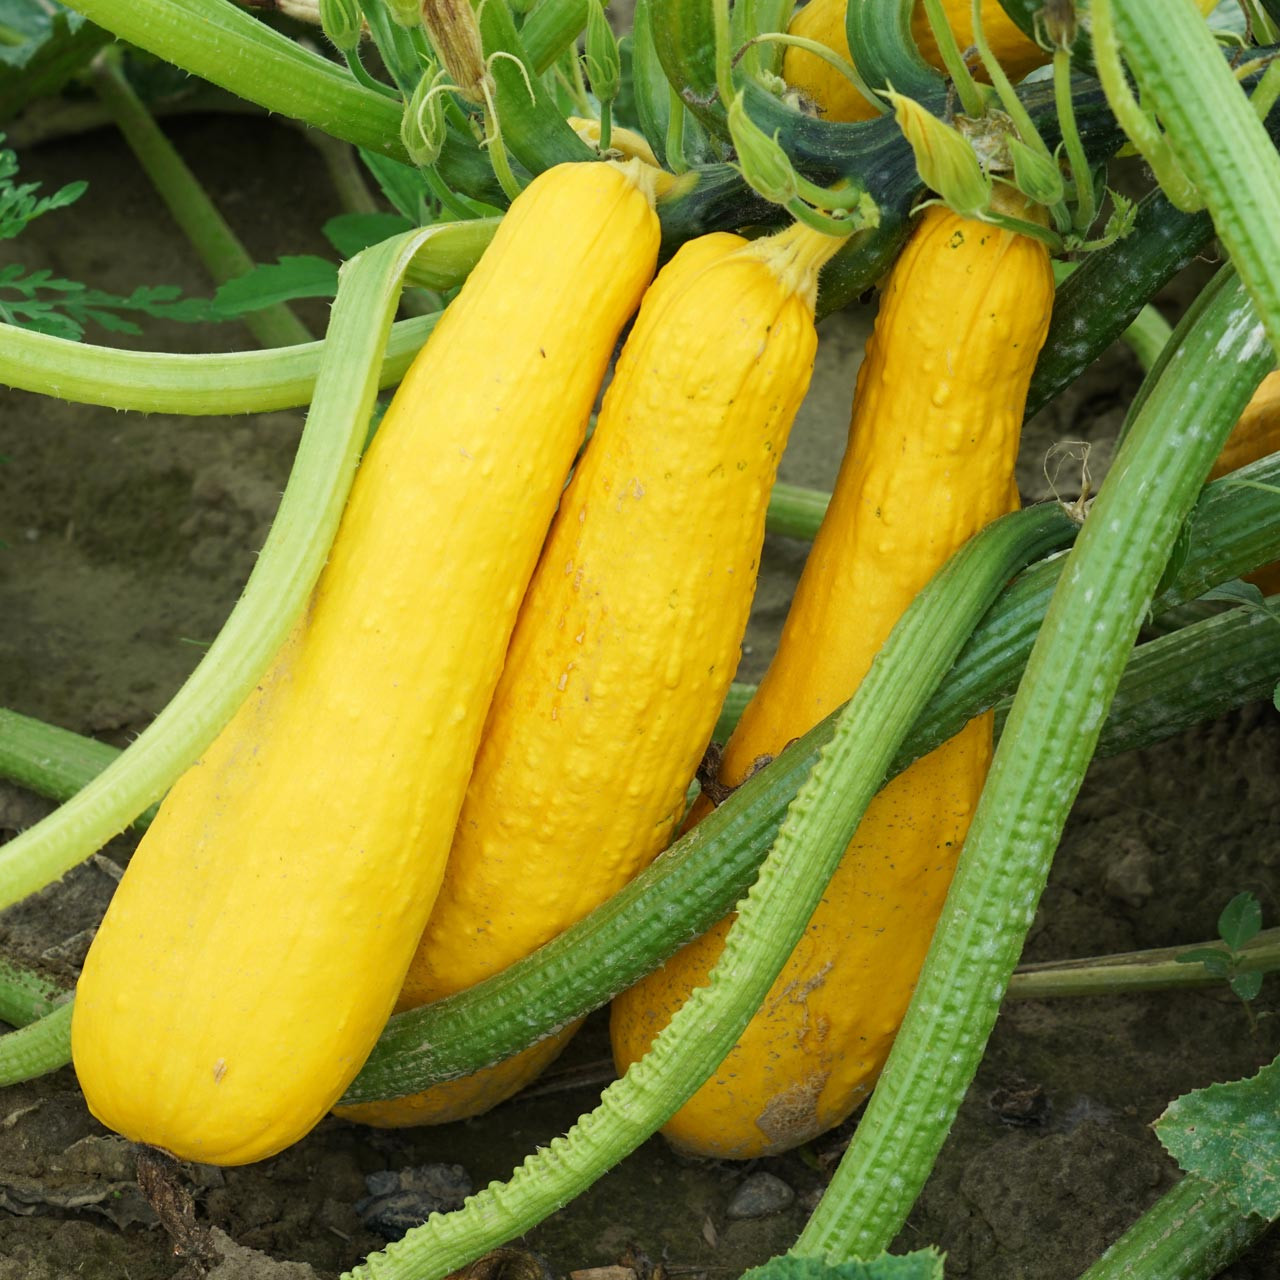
[358,0,423,96]
[792,268,1275,1263]
[302,129,381,214]
[1091,0,1201,211]
[340,505,1074,1280]
[1121,299,1174,371]
[6,561,1280,1099]
[0,313,430,412]
[0,221,495,413]
[765,479,830,539]
[0,1005,74,1088]
[1078,1175,1272,1280]
[89,51,313,350]
[1008,928,1280,1000]
[0,226,467,914]
[922,0,984,117]
[1113,0,1280,354]
[63,0,407,158]
[1054,48,1097,231]
[969,0,1050,157]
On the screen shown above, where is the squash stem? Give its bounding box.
[791,269,1274,1263]
[62,0,407,159]
[1078,1174,1272,1280]
[921,0,984,118]
[1107,0,1280,362]
[0,1005,73,1088]
[3,581,1280,1095]
[88,49,314,350]
[339,504,1077,1280]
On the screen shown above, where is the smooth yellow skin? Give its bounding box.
[71,161,660,1167]
[611,205,1054,1158]
[784,0,1047,123]
[339,224,844,1128]
[1209,368,1280,595]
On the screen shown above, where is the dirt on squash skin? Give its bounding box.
[2,116,1279,1280]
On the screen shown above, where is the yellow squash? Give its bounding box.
[611,202,1054,1158]
[1209,368,1280,595]
[338,222,845,1127]
[71,161,660,1167]
[784,0,1047,123]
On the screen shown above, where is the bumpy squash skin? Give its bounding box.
[784,0,1047,124]
[339,225,834,1128]
[610,206,1054,1159]
[71,162,660,1167]
[1209,369,1280,595]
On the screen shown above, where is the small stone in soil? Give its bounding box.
[726,1172,795,1220]
[355,1163,472,1240]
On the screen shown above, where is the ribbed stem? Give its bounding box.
[793,268,1275,1261]
[1079,1175,1271,1280]
[63,0,406,157]
[338,507,1073,1280]
[1109,0,1280,361]
[0,1005,73,1087]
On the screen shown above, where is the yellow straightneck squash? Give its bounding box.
[337,221,846,1128]
[610,202,1054,1158]
[71,160,660,1167]
[784,0,1047,123]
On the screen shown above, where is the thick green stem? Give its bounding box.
[63,0,406,157]
[339,506,1074,1280]
[89,52,313,349]
[0,1005,74,1087]
[792,269,1275,1262]
[1078,1175,1272,1280]
[1109,0,1280,361]
[0,226,466,913]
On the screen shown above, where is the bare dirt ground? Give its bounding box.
[1,116,1277,1279]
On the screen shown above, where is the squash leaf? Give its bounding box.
[742,1248,946,1280]
[1154,1056,1280,1219]
[210,256,340,317]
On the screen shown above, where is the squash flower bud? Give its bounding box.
[884,90,991,218]
[421,0,488,104]
[401,66,449,167]
[318,0,362,53]
[727,92,798,207]
[1007,137,1064,206]
[584,0,621,106]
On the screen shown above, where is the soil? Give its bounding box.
[1,114,1278,1280]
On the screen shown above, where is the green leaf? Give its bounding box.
[211,257,340,317]
[1175,947,1232,977]
[323,211,415,259]
[1273,679,1279,712]
[744,1250,946,1280]
[359,148,431,222]
[1200,579,1269,609]
[1230,971,1264,1002]
[0,140,88,241]
[1219,891,1263,951]
[1155,1056,1280,1218]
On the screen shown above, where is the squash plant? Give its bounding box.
[1,0,1280,1276]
